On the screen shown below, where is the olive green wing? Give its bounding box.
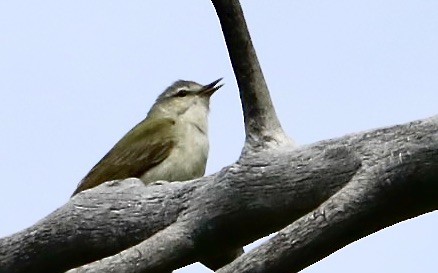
[72,118,176,196]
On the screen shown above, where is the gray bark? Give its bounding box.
[0,116,437,273]
[212,0,293,150]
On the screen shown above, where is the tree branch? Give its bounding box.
[212,0,293,150]
[218,118,438,272]
[1,116,436,273]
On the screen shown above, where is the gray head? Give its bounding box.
[156,78,223,102]
[148,78,223,118]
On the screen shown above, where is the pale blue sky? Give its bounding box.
[0,1,436,272]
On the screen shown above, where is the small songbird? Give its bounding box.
[72,78,223,196]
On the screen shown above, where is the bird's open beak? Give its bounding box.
[200,78,223,96]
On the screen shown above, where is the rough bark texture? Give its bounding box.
[0,116,437,273]
[1,0,437,272]
[217,116,438,273]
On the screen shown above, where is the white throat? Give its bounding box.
[179,99,209,135]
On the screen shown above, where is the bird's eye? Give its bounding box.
[176,90,188,97]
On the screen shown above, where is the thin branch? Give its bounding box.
[212,0,293,150]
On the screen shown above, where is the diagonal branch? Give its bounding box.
[1,116,436,273]
[212,0,293,150]
[66,222,197,273]
[217,117,438,273]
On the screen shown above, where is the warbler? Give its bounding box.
[72,78,222,196]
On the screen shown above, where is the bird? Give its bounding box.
[71,78,223,196]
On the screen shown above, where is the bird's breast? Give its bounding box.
[140,118,209,183]
[176,121,209,174]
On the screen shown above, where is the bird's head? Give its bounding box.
[148,78,223,119]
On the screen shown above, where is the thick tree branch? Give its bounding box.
[1,116,436,273]
[218,118,438,272]
[212,0,293,150]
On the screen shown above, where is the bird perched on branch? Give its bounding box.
[72,78,223,196]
